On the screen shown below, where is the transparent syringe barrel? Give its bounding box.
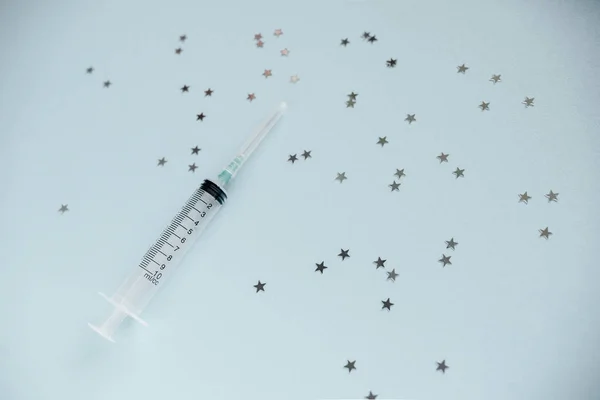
[109,179,226,321]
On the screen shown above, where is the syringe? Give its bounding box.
[88,101,288,342]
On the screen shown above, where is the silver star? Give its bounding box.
[490,74,501,84]
[386,268,399,282]
[479,101,490,111]
[346,99,356,108]
[377,136,389,147]
[389,181,400,191]
[157,157,167,166]
[394,169,406,179]
[545,190,558,202]
[58,204,69,213]
[437,152,449,163]
[188,163,198,172]
[301,150,312,160]
[335,172,347,183]
[288,154,298,163]
[405,114,416,124]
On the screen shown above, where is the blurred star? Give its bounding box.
[361,32,371,40]
[377,137,389,147]
[445,238,458,250]
[344,360,356,372]
[437,360,449,373]
[196,113,205,121]
[394,169,406,179]
[453,168,465,178]
[288,154,298,163]
[179,34,187,42]
[539,227,552,239]
[336,172,347,183]
[263,69,272,78]
[315,262,327,274]
[341,38,350,46]
[373,257,386,269]
[191,146,201,155]
[280,48,290,56]
[157,157,167,166]
[545,190,559,202]
[368,35,378,43]
[274,28,283,37]
[457,64,469,73]
[86,67,94,74]
[405,114,416,124]
[381,298,393,310]
[204,88,213,97]
[254,33,262,41]
[175,48,182,54]
[386,269,399,281]
[188,163,197,172]
[437,152,449,163]
[103,80,111,88]
[439,254,452,267]
[58,204,69,213]
[519,192,531,204]
[386,58,397,67]
[389,181,400,192]
[254,280,266,292]
[479,101,490,111]
[348,92,358,100]
[338,249,350,260]
[301,150,312,159]
[256,40,264,48]
[490,74,501,84]
[290,74,300,84]
[247,93,256,102]
[523,97,535,107]
[181,85,190,93]
[346,100,356,108]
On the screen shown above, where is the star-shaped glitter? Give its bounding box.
[157,157,167,166]
[437,152,449,163]
[389,181,400,192]
[338,249,350,260]
[86,67,94,74]
[386,269,399,282]
[405,114,416,124]
[453,168,465,178]
[361,32,371,40]
[365,391,378,400]
[539,227,552,239]
[436,360,449,373]
[181,85,190,93]
[256,40,264,48]
[263,69,272,78]
[58,204,69,213]
[301,150,312,159]
[254,280,266,292]
[341,38,350,46]
[490,74,501,84]
[479,101,490,111]
[315,262,327,274]
[188,163,197,172]
[288,154,298,163]
[335,172,347,183]
[290,75,300,84]
[445,238,458,250]
[191,146,201,155]
[348,92,358,101]
[381,298,393,310]
[247,93,256,102]
[344,360,356,372]
[457,64,469,73]
[377,137,388,147]
[103,80,111,88]
[394,169,406,179]
[386,58,397,68]
[179,34,187,42]
[523,97,535,107]
[367,35,378,43]
[273,28,283,37]
[373,257,386,269]
[519,192,531,204]
[280,48,290,56]
[204,88,213,97]
[196,113,206,121]
[438,254,452,267]
[346,100,356,108]
[254,33,262,41]
[545,190,559,202]
[175,48,182,55]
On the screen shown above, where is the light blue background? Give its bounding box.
[1,0,599,399]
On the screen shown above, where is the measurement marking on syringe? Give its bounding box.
[185,215,194,222]
[151,259,160,266]
[140,266,152,274]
